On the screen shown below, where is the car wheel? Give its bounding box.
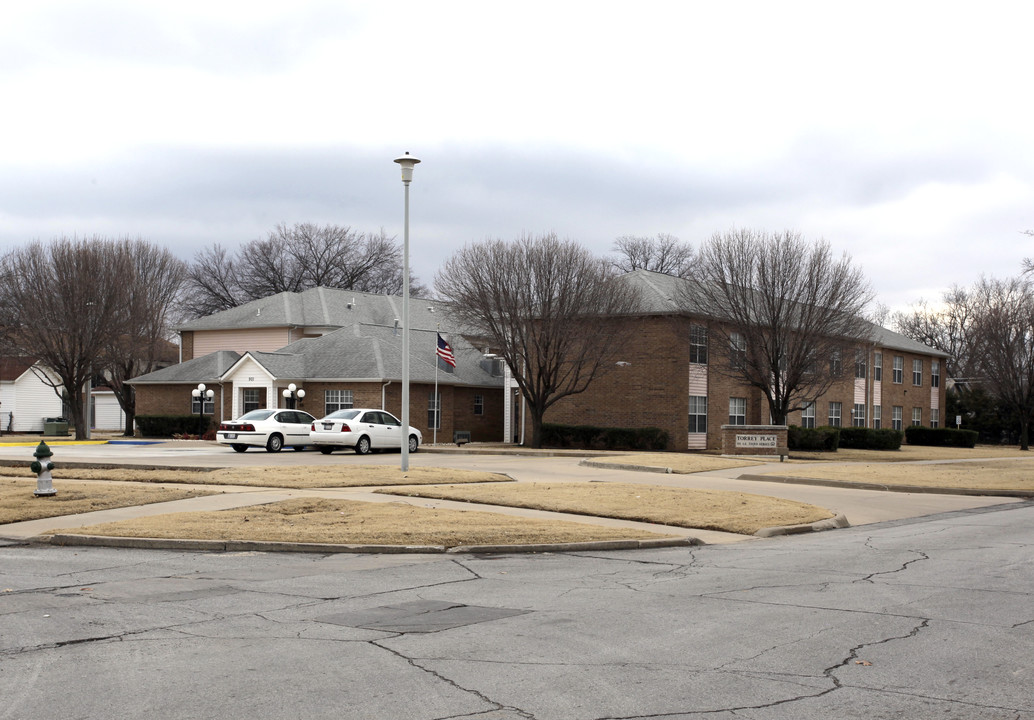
[318,446,334,455]
[231,444,247,453]
[266,434,284,453]
[408,434,419,453]
[355,436,371,455]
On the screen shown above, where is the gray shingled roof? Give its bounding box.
[617,269,947,357]
[128,350,241,385]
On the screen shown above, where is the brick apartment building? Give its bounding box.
[542,270,948,451]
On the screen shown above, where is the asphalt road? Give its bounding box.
[2,501,1032,719]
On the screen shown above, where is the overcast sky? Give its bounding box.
[2,1,1031,312]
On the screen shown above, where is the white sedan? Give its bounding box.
[309,408,422,455]
[216,409,317,453]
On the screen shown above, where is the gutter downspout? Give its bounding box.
[382,380,391,411]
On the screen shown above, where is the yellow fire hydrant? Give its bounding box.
[31,441,57,497]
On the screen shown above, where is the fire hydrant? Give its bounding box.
[31,441,57,497]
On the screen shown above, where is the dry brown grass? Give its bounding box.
[378,482,833,535]
[51,498,668,547]
[0,465,509,488]
[0,478,215,525]
[752,458,1034,490]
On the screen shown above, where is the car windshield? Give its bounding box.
[237,410,275,421]
[325,409,361,420]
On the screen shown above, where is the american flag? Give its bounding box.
[436,333,456,367]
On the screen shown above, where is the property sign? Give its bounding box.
[735,434,778,449]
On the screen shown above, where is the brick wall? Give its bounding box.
[180,332,193,362]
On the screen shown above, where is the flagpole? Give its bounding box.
[433,323,440,445]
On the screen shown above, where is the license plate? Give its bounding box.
[323,423,333,430]
[224,433,237,439]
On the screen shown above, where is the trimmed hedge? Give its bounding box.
[905,426,978,448]
[838,427,904,450]
[136,415,214,438]
[787,425,840,451]
[541,423,670,451]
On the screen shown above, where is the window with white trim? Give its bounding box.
[729,397,746,425]
[428,392,441,430]
[855,351,866,379]
[830,350,843,377]
[873,405,882,429]
[852,403,866,427]
[689,325,708,364]
[242,388,261,414]
[912,407,922,427]
[192,394,215,415]
[325,389,353,415]
[874,352,883,382]
[913,359,923,386]
[893,356,904,384]
[801,402,816,429]
[729,332,746,370]
[828,401,842,428]
[931,360,940,388]
[892,405,903,431]
[688,396,707,433]
[931,408,940,428]
[474,394,484,416]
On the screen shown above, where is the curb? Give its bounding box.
[737,474,1034,498]
[581,460,673,474]
[754,513,851,538]
[40,533,701,555]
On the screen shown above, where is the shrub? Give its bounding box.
[905,426,978,448]
[136,415,214,438]
[787,425,840,451]
[540,423,670,451]
[838,427,903,450]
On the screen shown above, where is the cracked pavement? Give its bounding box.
[2,502,1032,719]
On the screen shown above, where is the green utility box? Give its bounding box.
[43,418,69,436]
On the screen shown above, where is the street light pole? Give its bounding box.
[394,152,420,472]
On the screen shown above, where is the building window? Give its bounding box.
[931,360,940,388]
[852,403,866,427]
[912,407,922,427]
[828,401,842,428]
[242,388,261,414]
[474,394,484,416]
[689,325,708,364]
[688,396,707,433]
[325,389,353,415]
[913,359,923,386]
[192,394,215,415]
[729,397,746,426]
[874,352,883,382]
[729,332,746,370]
[931,408,940,428]
[830,350,842,377]
[893,356,904,384]
[801,402,816,429]
[855,352,866,379]
[892,406,903,431]
[428,392,441,430]
[873,405,882,429]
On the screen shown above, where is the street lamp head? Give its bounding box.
[197,383,206,393]
[288,383,297,393]
[296,389,306,399]
[282,389,291,399]
[394,152,420,183]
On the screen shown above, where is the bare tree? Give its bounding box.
[682,229,875,426]
[182,223,425,317]
[0,237,134,439]
[891,285,972,379]
[436,233,642,447]
[98,240,186,436]
[610,234,695,277]
[967,275,1034,450]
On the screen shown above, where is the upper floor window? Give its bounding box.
[931,360,940,388]
[913,359,923,386]
[854,351,866,379]
[893,356,904,384]
[830,350,843,376]
[689,325,708,364]
[874,352,883,382]
[729,332,746,370]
